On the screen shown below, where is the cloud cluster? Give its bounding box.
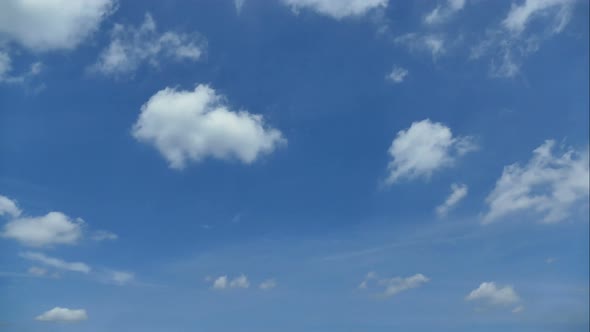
[466,282,520,305]
[93,13,205,76]
[386,66,409,83]
[212,274,250,290]
[133,84,286,169]
[424,0,466,25]
[36,307,88,322]
[483,140,589,224]
[385,119,476,185]
[20,251,91,274]
[282,0,388,19]
[2,212,84,247]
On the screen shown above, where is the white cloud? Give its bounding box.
[132,84,286,169]
[229,274,250,288]
[27,266,48,276]
[424,0,466,25]
[466,282,520,305]
[259,279,277,290]
[92,13,205,76]
[281,0,388,19]
[0,51,42,84]
[386,66,408,83]
[0,194,21,217]
[379,273,430,297]
[91,230,118,241]
[483,140,589,224]
[235,0,246,14]
[394,33,446,58]
[503,0,574,34]
[385,119,476,185]
[109,271,134,285]
[2,211,84,247]
[0,0,115,51]
[20,251,91,274]
[359,272,429,297]
[436,183,468,217]
[212,275,228,289]
[36,307,88,322]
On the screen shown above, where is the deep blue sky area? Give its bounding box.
[0,0,588,331]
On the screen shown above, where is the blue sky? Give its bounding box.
[0,0,589,331]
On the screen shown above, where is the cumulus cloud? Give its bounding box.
[132,84,286,169]
[395,33,446,58]
[92,13,205,77]
[36,307,88,322]
[424,0,466,25]
[436,183,468,217]
[385,119,476,185]
[2,212,84,247]
[386,66,408,83]
[483,140,589,224]
[359,272,429,297]
[281,0,388,19]
[20,251,91,274]
[0,194,21,217]
[212,274,250,290]
[466,282,520,305]
[259,279,277,290]
[0,0,115,51]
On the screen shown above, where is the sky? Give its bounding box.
[0,0,589,331]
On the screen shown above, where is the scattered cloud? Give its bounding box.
[211,274,250,290]
[91,230,118,241]
[512,305,525,313]
[35,307,88,323]
[132,84,286,169]
[2,212,84,247]
[436,183,468,217]
[109,271,134,285]
[395,33,446,58]
[0,0,115,51]
[229,274,250,288]
[0,52,42,84]
[281,0,388,19]
[424,0,466,25]
[359,272,429,297]
[92,13,205,77]
[235,0,246,14]
[386,66,408,83]
[483,140,589,224]
[471,0,577,78]
[546,257,557,264]
[19,252,91,274]
[27,266,48,277]
[259,279,277,290]
[466,282,520,305]
[0,194,21,218]
[385,119,477,185]
[212,275,228,289]
[502,0,574,34]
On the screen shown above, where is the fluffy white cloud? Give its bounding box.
[386,66,408,83]
[360,272,429,297]
[132,84,286,169]
[466,282,520,305]
[259,279,277,290]
[92,13,205,76]
[0,0,114,51]
[436,183,468,217]
[503,0,574,34]
[281,0,388,19]
[385,119,476,185]
[395,33,446,58]
[483,140,589,224]
[2,211,84,247]
[424,0,466,25]
[20,251,91,274]
[0,194,21,217]
[36,307,88,322]
[212,275,228,289]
